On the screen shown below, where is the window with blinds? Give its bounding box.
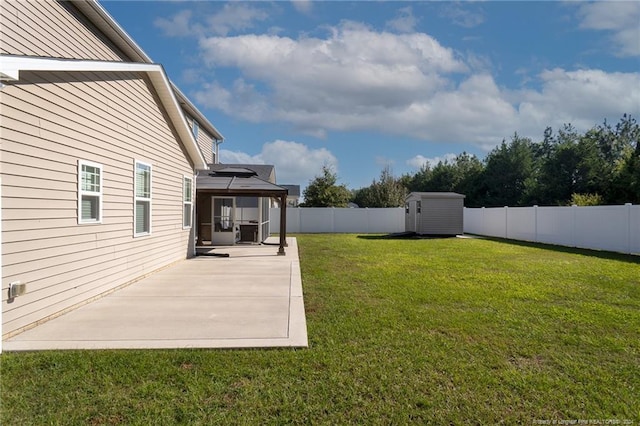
[78,160,102,224]
[183,176,193,228]
[134,161,152,236]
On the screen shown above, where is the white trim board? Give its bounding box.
[0,55,208,171]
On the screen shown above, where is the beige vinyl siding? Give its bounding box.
[196,124,215,164]
[184,115,214,164]
[0,70,195,336]
[0,1,126,61]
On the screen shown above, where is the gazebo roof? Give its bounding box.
[197,174,288,197]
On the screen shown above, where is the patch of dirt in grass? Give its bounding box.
[508,354,545,370]
[88,414,125,425]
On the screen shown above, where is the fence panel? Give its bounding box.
[483,208,507,238]
[334,209,369,233]
[506,207,536,242]
[270,207,405,234]
[536,206,574,247]
[463,208,483,234]
[368,208,405,233]
[574,205,632,253]
[464,204,638,255]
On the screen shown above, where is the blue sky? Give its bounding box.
[102,1,640,191]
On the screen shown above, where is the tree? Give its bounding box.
[301,166,351,207]
[452,153,484,207]
[481,134,534,206]
[603,114,640,203]
[353,166,407,207]
[405,164,432,192]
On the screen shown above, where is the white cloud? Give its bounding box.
[291,0,313,15]
[577,1,640,57]
[219,149,263,165]
[386,7,418,34]
[439,4,485,28]
[154,4,269,38]
[154,10,198,37]
[407,153,457,169]
[220,140,338,185]
[514,68,640,136]
[206,3,269,36]
[192,20,638,150]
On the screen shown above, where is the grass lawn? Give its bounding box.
[1,234,639,424]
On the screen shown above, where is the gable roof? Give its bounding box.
[281,185,301,197]
[70,0,223,141]
[0,54,209,170]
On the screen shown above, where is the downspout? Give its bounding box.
[213,138,223,164]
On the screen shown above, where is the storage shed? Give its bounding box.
[405,192,465,235]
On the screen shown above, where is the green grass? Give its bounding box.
[2,235,639,424]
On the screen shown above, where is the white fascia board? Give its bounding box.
[0,55,158,80]
[171,83,224,141]
[72,0,152,63]
[0,55,208,170]
[144,69,209,170]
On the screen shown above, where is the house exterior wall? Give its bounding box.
[184,114,215,164]
[0,67,195,336]
[196,125,215,164]
[0,0,126,61]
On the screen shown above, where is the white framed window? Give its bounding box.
[183,176,193,228]
[192,119,199,139]
[134,160,152,236]
[78,160,103,224]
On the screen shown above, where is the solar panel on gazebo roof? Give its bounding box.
[210,167,257,177]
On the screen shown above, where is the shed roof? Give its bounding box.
[406,192,465,202]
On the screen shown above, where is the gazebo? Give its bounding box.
[196,167,288,255]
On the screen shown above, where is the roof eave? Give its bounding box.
[71,1,223,146]
[172,84,224,141]
[0,55,208,170]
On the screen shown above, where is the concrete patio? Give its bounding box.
[3,237,307,351]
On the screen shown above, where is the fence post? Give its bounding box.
[572,204,578,248]
[365,207,370,233]
[481,206,485,235]
[533,205,538,243]
[504,206,509,239]
[626,203,632,254]
[331,207,335,233]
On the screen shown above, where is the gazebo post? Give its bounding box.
[278,193,287,255]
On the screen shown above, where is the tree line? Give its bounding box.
[301,115,640,208]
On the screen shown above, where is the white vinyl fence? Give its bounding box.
[464,204,640,255]
[270,207,405,234]
[270,205,639,255]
